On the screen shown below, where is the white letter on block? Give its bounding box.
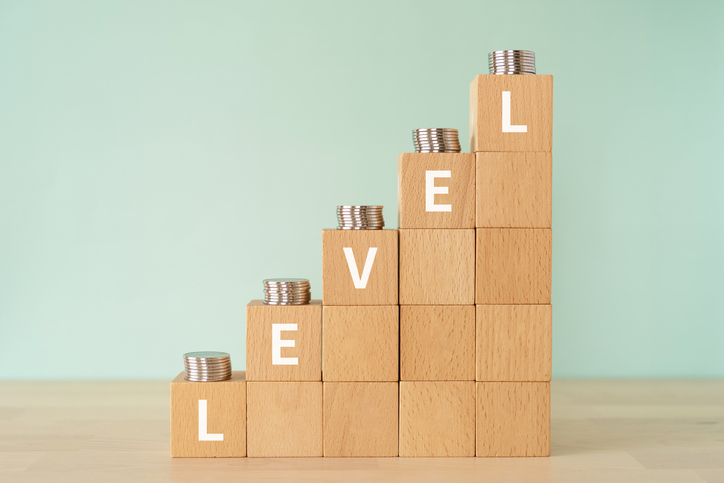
[426,170,452,212]
[272,323,298,365]
[343,247,377,289]
[502,91,527,133]
[198,399,224,441]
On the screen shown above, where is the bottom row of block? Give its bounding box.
[171,372,549,458]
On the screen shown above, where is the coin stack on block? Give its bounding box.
[183,351,232,382]
[263,278,311,305]
[337,205,385,230]
[413,128,461,153]
[489,50,536,75]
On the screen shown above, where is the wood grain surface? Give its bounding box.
[476,228,552,304]
[476,151,552,228]
[246,300,322,382]
[322,305,399,382]
[322,229,398,306]
[323,382,399,457]
[399,381,476,457]
[2,380,723,480]
[476,304,552,382]
[469,74,553,153]
[477,381,550,457]
[400,305,475,381]
[246,382,322,457]
[398,152,475,229]
[170,371,246,457]
[400,229,475,305]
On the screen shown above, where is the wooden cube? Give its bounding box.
[476,305,552,382]
[246,382,322,457]
[399,381,476,457]
[399,229,475,305]
[476,152,552,228]
[400,305,475,381]
[322,305,398,382]
[476,382,550,457]
[245,300,321,382]
[322,229,398,305]
[398,153,475,229]
[170,371,246,457]
[323,382,398,457]
[476,228,551,304]
[469,74,553,153]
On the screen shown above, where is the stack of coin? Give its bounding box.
[413,128,461,153]
[337,205,384,230]
[489,50,536,75]
[263,278,311,305]
[184,351,231,382]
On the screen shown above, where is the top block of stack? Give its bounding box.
[470,59,552,153]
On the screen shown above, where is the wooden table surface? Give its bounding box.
[1,380,723,482]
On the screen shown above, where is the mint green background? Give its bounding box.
[1,1,723,379]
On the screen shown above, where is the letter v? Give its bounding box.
[342,247,378,289]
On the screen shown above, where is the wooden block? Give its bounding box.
[476,228,551,304]
[245,300,322,382]
[398,153,475,229]
[399,381,476,457]
[322,229,398,305]
[170,371,246,457]
[246,382,322,457]
[322,305,398,382]
[399,229,475,305]
[323,382,398,457]
[476,382,550,457]
[476,305,552,382]
[476,152,552,228]
[400,305,475,381]
[469,74,553,153]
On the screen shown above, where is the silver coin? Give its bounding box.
[337,227,384,230]
[264,278,309,284]
[184,351,229,359]
[184,365,232,371]
[264,295,311,299]
[185,372,231,376]
[337,207,383,211]
[184,372,231,376]
[184,359,231,367]
[264,287,309,291]
[337,207,383,210]
[264,294,311,298]
[184,376,231,382]
[264,300,311,305]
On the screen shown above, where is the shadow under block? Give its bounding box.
[246,382,323,457]
[469,74,553,153]
[170,371,246,458]
[476,382,550,457]
[399,381,476,457]
[246,300,322,382]
[322,305,398,382]
[322,229,398,306]
[399,229,475,305]
[476,152,552,228]
[323,382,399,457]
[400,305,475,381]
[476,305,552,382]
[476,228,551,304]
[398,153,475,229]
